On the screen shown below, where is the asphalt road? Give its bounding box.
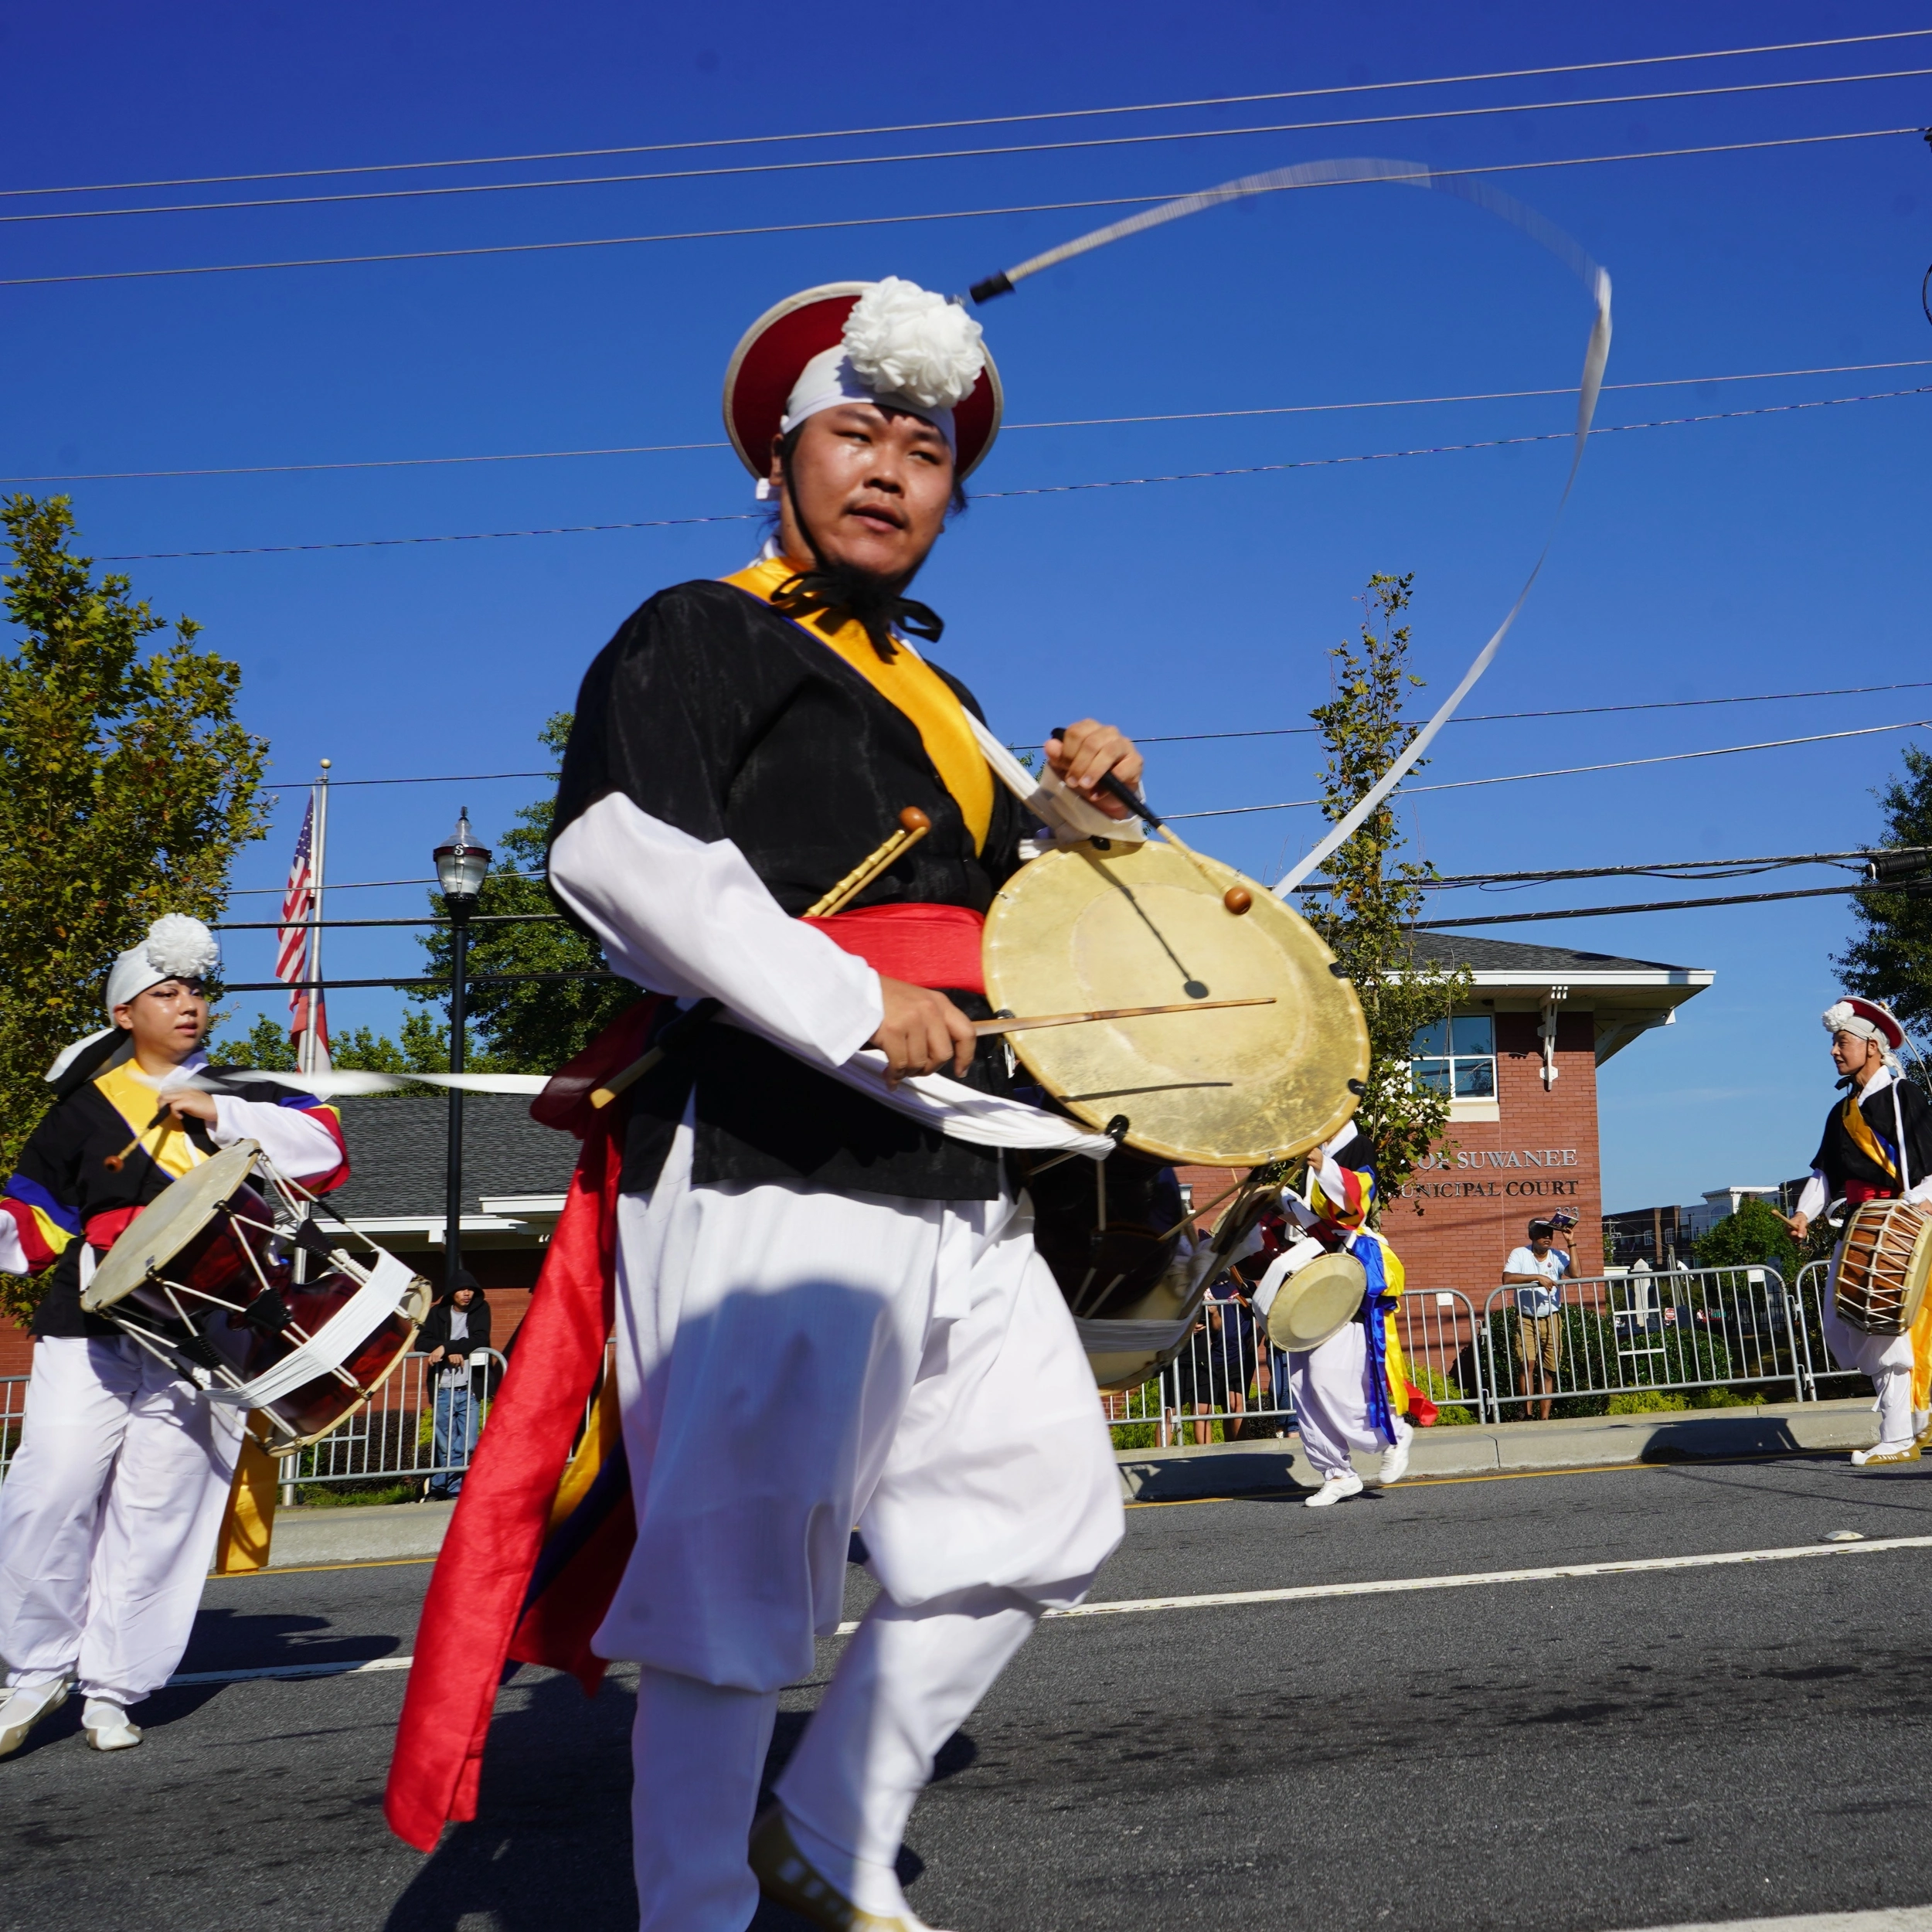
[9,1452,1932,1932]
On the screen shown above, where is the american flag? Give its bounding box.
[276,796,330,1070]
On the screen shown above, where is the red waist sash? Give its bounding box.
[1845,1179,1896,1208]
[802,903,985,995]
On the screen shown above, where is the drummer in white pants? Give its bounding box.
[1253,1132,1413,1509]
[1790,998,1932,1467]
[0,917,348,1759]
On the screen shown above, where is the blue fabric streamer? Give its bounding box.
[1350,1232,1400,1444]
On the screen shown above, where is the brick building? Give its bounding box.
[1379,935,1711,1301]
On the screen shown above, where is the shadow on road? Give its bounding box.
[380,1671,979,1931]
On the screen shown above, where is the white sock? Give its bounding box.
[3,1679,65,1719]
[82,1699,130,1731]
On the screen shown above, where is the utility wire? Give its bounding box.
[1137,679,1932,747]
[96,383,1932,563]
[5,124,1917,290]
[15,66,1927,226]
[1169,716,1932,819]
[1410,880,1913,930]
[1412,847,1923,888]
[13,29,1923,199]
[12,357,1928,486]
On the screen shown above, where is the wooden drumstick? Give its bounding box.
[104,1106,173,1172]
[973,996,1274,1038]
[589,806,935,1111]
[806,808,931,919]
[1049,734,1253,916]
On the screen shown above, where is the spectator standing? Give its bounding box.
[420,1270,492,1499]
[1503,1219,1572,1421]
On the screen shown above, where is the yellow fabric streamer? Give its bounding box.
[95,1060,201,1179]
[726,556,994,855]
[213,1423,281,1574]
[1841,1093,1900,1182]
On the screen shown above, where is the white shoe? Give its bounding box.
[1367,1422,1413,1488]
[81,1700,141,1752]
[1852,1441,1921,1468]
[0,1681,67,1760]
[1304,1471,1365,1508]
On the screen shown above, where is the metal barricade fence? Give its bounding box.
[1791,1258,1866,1398]
[1100,1287,1483,1448]
[0,1371,24,1485]
[282,1349,507,1494]
[1479,1265,1802,1417]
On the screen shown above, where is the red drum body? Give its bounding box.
[83,1141,431,1449]
[1835,1199,1932,1337]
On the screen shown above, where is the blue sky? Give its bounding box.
[3,1,1929,1210]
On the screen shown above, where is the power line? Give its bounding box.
[13,357,1928,486]
[1413,847,1916,889]
[95,383,1932,563]
[1135,679,1932,745]
[17,66,1927,227]
[1171,716,1932,819]
[258,769,553,793]
[13,29,1923,200]
[1410,880,1899,930]
[226,685,1932,805]
[4,124,1916,291]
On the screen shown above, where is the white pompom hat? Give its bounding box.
[46,914,222,1082]
[723,279,1003,495]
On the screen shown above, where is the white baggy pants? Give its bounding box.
[1820,1246,1918,1447]
[597,1121,1124,1931]
[1288,1321,1406,1480]
[0,1335,242,1705]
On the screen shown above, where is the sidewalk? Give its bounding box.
[1114,1395,1883,1502]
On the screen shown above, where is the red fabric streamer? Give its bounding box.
[803,902,985,995]
[383,1000,658,1852]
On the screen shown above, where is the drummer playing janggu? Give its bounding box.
[1789,996,1932,1466]
[0,916,348,1760]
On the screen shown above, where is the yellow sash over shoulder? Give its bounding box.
[726,556,995,855]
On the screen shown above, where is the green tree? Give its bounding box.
[1297,574,1469,1211]
[1834,743,1932,1039]
[410,714,634,1072]
[0,495,269,1321]
[1696,1197,1802,1279]
[209,1014,298,1070]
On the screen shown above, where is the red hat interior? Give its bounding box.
[1842,997,1906,1049]
[722,283,1002,482]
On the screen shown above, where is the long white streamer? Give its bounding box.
[973,155,1614,902]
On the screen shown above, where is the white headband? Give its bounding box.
[46,915,223,1082]
[757,277,983,500]
[1822,999,1901,1066]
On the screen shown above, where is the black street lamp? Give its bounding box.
[434,807,491,1287]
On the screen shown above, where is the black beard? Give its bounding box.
[767,560,944,663]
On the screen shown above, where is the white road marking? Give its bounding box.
[1617,1912,1932,1931]
[170,1656,415,1685]
[169,1534,1932,1683]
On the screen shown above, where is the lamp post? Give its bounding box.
[434,807,491,1287]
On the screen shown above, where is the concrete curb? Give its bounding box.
[238,1400,1888,1565]
[1114,1396,1883,1502]
[257,1498,456,1569]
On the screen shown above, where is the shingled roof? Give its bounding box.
[327,1094,577,1219]
[1410,933,1696,975]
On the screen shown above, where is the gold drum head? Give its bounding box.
[983,839,1369,1165]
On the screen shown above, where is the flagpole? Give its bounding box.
[307,757,331,1077]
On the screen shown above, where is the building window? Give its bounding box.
[1411,1013,1496,1099]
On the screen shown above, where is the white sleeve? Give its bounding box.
[549,791,884,1071]
[210,1097,342,1180]
[0,1217,29,1276]
[1795,1171,1827,1221]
